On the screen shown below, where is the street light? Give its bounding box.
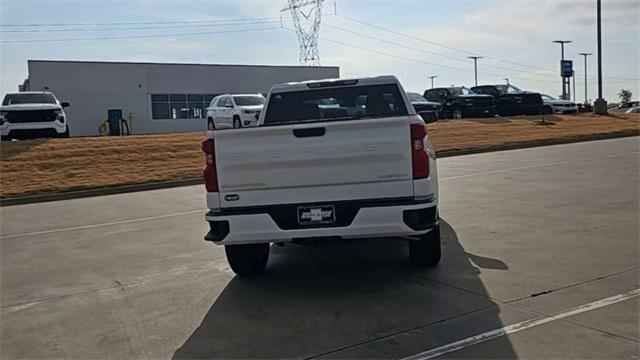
[468,56,483,86]
[553,40,572,100]
[428,75,438,89]
[593,0,607,114]
[578,53,593,106]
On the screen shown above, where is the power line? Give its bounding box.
[0,19,289,33]
[1,27,281,43]
[0,17,280,27]
[335,13,638,83]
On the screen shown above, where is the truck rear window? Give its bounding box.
[263,84,408,125]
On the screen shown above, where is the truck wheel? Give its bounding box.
[59,126,70,138]
[451,107,463,119]
[225,243,270,276]
[542,106,554,115]
[409,225,441,267]
[1,135,10,141]
[233,116,242,128]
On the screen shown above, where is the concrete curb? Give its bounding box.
[1,130,637,207]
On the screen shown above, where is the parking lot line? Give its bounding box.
[401,288,640,360]
[0,209,202,239]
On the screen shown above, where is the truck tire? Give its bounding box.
[409,225,441,267]
[233,116,242,128]
[225,243,270,276]
[451,107,463,119]
[59,126,70,138]
[542,105,554,115]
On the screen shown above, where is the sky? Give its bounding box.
[1,0,638,102]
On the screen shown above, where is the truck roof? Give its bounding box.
[270,75,400,93]
[4,91,53,96]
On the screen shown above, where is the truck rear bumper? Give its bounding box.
[204,198,438,245]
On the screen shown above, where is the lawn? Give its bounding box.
[1,113,638,198]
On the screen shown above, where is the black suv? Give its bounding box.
[471,84,542,116]
[423,87,494,119]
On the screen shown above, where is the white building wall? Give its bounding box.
[27,60,340,136]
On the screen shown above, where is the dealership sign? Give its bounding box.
[561,60,574,77]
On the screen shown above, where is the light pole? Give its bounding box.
[468,56,483,86]
[428,75,437,89]
[578,53,593,106]
[503,78,510,86]
[553,40,572,99]
[594,0,607,114]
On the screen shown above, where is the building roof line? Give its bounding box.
[27,59,339,69]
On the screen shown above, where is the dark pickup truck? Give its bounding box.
[423,87,494,119]
[471,84,542,116]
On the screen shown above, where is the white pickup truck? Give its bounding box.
[202,76,440,275]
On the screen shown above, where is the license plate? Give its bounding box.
[297,205,336,225]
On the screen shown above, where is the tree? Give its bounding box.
[618,89,633,104]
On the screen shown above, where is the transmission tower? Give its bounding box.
[282,0,323,66]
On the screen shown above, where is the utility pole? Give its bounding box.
[282,0,323,66]
[504,78,510,86]
[578,53,593,105]
[572,71,576,102]
[428,75,437,89]
[594,0,607,114]
[468,56,483,86]
[553,40,572,99]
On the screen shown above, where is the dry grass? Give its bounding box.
[1,113,638,197]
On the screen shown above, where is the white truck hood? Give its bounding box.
[237,105,263,111]
[0,103,62,111]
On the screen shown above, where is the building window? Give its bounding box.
[151,94,218,120]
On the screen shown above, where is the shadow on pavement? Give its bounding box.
[173,220,516,359]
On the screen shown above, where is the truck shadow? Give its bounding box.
[173,220,516,359]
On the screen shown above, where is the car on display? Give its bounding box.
[471,84,543,116]
[541,94,579,114]
[407,92,440,123]
[202,76,440,275]
[1,91,70,140]
[618,100,639,110]
[206,94,265,130]
[423,86,495,119]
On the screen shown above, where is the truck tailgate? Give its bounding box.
[214,116,413,208]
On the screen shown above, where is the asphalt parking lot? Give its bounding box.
[1,137,638,359]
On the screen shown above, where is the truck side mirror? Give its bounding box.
[61,102,70,108]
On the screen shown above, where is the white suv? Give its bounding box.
[202,76,440,275]
[1,92,70,140]
[206,94,265,130]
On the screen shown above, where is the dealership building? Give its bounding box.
[19,60,340,136]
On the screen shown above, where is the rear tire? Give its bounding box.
[451,107,463,119]
[409,225,441,267]
[542,106,554,115]
[225,243,270,276]
[233,116,242,128]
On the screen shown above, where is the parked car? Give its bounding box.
[202,76,440,275]
[423,86,494,119]
[541,94,578,114]
[618,101,639,110]
[407,92,440,123]
[625,106,640,114]
[471,84,542,116]
[206,94,265,130]
[1,91,70,140]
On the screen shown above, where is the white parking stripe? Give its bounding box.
[0,209,202,239]
[402,288,640,360]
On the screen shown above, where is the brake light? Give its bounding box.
[410,123,429,179]
[201,138,219,192]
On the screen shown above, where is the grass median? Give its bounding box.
[1,113,638,198]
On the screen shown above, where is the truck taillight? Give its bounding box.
[201,138,219,192]
[410,123,429,179]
